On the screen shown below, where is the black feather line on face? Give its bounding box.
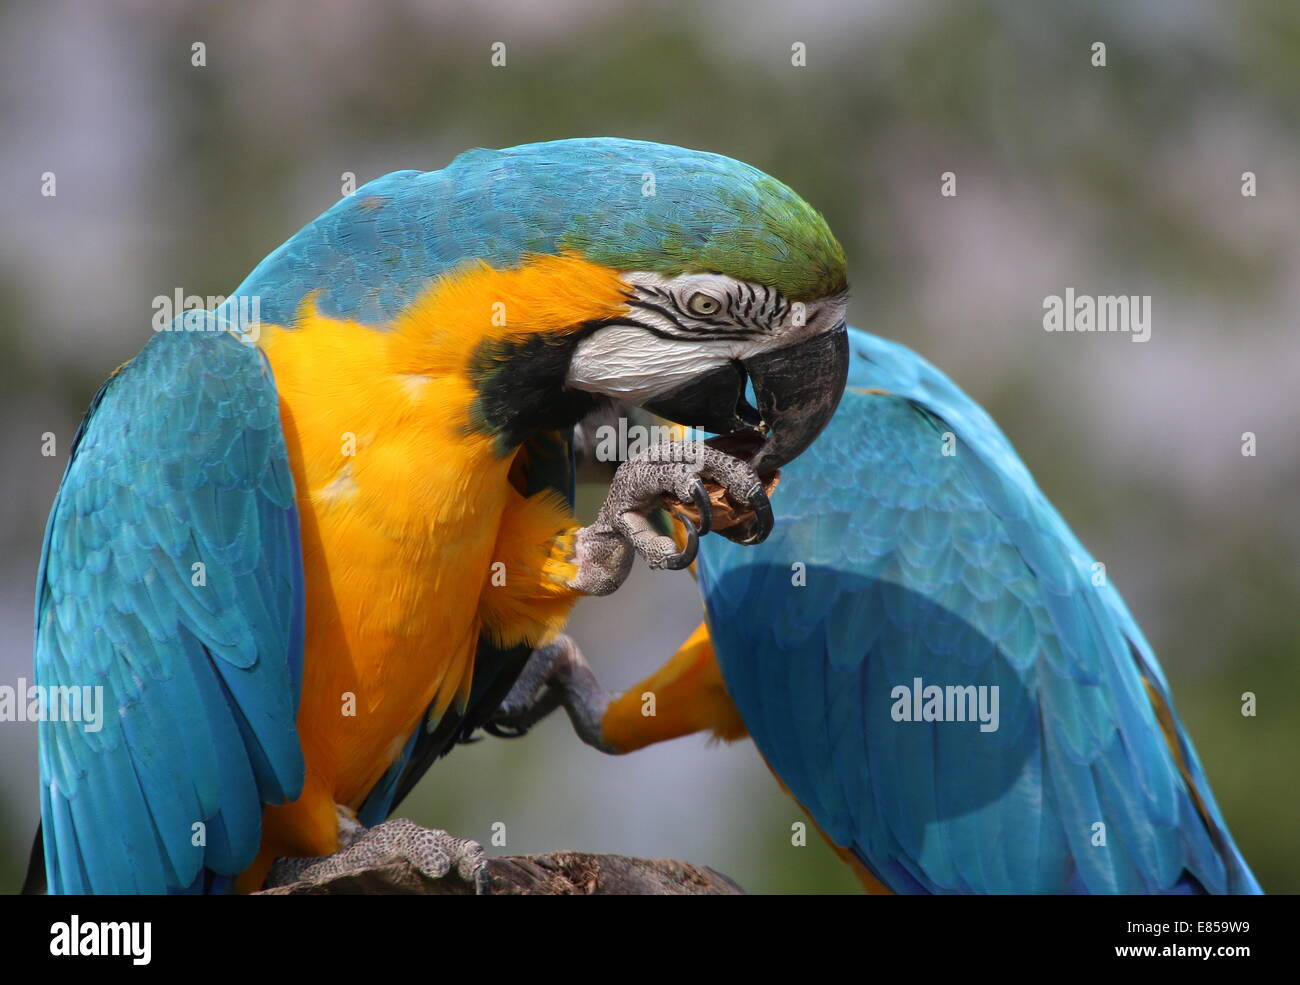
[627,298,751,336]
[638,281,787,339]
[714,282,788,335]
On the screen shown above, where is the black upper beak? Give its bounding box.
[642,322,849,474]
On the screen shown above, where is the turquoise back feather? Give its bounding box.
[697,327,1261,894]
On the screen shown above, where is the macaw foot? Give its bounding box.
[487,635,618,753]
[265,818,490,893]
[336,802,365,847]
[568,440,771,596]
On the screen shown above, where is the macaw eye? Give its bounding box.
[686,292,722,317]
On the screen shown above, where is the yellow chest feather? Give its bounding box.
[252,255,628,810]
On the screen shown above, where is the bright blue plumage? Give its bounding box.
[34,321,305,894]
[697,327,1260,894]
[227,137,839,328]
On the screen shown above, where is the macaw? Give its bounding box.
[26,137,851,894]
[499,327,1262,894]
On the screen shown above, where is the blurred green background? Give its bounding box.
[1,0,1296,894]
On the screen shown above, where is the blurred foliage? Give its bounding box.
[1,0,1296,893]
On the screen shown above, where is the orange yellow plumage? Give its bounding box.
[244,256,628,879]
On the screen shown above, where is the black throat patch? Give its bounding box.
[464,323,609,455]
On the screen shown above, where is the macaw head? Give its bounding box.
[235,137,850,473]
[528,138,850,474]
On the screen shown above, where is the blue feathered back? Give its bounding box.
[697,327,1261,894]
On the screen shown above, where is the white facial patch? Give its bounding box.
[564,271,846,403]
[566,326,739,403]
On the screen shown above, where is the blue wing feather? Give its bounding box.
[35,320,306,893]
[697,327,1260,894]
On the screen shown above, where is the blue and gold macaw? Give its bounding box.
[507,327,1261,894]
[27,138,851,894]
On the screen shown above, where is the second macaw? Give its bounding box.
[28,137,851,893]
[501,327,1262,894]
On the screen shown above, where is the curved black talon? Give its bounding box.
[663,511,700,570]
[739,482,774,545]
[690,479,713,536]
[482,721,531,739]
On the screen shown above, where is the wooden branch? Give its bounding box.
[258,845,744,895]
